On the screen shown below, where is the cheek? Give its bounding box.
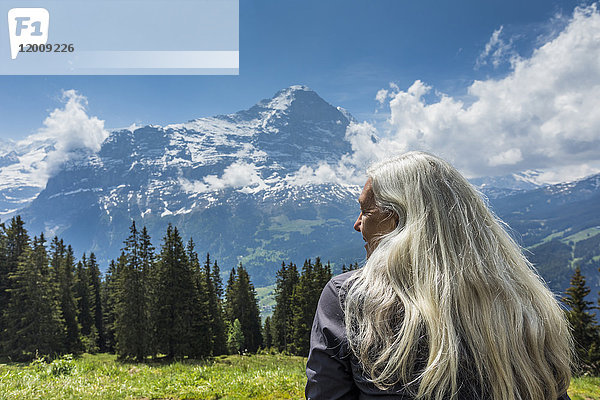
[381,216,397,233]
[362,217,373,237]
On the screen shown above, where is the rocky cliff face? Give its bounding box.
[17,86,364,284]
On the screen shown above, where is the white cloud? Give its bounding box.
[374,4,600,180]
[285,121,405,186]
[0,90,108,190]
[205,161,264,190]
[285,162,359,186]
[476,26,517,69]
[531,162,600,184]
[488,148,523,166]
[178,178,209,193]
[29,90,109,177]
[180,161,267,193]
[284,5,600,186]
[375,89,389,105]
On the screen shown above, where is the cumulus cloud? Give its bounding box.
[180,161,267,193]
[530,162,600,184]
[30,90,109,177]
[285,5,600,186]
[377,4,600,180]
[0,90,109,190]
[488,148,523,166]
[284,121,406,186]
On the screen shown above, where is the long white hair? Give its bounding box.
[343,151,572,400]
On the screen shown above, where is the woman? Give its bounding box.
[306,152,572,400]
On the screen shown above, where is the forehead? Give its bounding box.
[358,179,375,206]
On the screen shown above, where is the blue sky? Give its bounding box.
[1,0,598,182]
[0,0,582,136]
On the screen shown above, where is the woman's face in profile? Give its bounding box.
[354,178,398,258]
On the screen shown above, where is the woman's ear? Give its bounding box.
[385,208,400,228]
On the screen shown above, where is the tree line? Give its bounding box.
[8,213,598,376]
[264,259,359,356]
[0,215,350,361]
[0,216,262,361]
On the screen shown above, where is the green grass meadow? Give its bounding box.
[0,353,598,400]
[0,353,305,400]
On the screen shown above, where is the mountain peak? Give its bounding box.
[260,84,317,111]
[283,84,312,92]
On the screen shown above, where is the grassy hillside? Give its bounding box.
[0,353,598,399]
[0,353,305,400]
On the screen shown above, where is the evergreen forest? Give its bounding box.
[0,214,599,378]
[0,216,344,362]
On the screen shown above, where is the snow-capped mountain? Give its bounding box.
[0,136,56,218]
[4,85,599,290]
[491,172,600,246]
[470,172,543,199]
[16,86,365,284]
[489,173,600,304]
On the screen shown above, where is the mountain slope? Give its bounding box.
[0,137,56,218]
[7,86,600,294]
[491,173,600,247]
[489,174,600,303]
[18,86,364,285]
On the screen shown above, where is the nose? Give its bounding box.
[353,213,361,232]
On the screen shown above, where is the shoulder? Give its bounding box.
[318,270,358,312]
[306,271,361,399]
[331,270,357,289]
[312,270,359,341]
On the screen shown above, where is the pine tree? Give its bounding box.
[212,259,224,300]
[88,253,105,352]
[291,259,314,355]
[2,235,64,360]
[272,261,299,353]
[224,264,262,352]
[341,262,360,273]
[115,221,151,361]
[0,221,7,312]
[224,267,237,323]
[0,216,29,350]
[289,258,332,356]
[139,226,156,357]
[102,257,120,353]
[48,236,63,290]
[74,254,96,352]
[263,316,272,349]
[154,224,197,358]
[0,222,8,353]
[4,216,29,271]
[187,239,212,357]
[205,254,227,355]
[54,243,82,353]
[563,266,600,374]
[313,258,332,295]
